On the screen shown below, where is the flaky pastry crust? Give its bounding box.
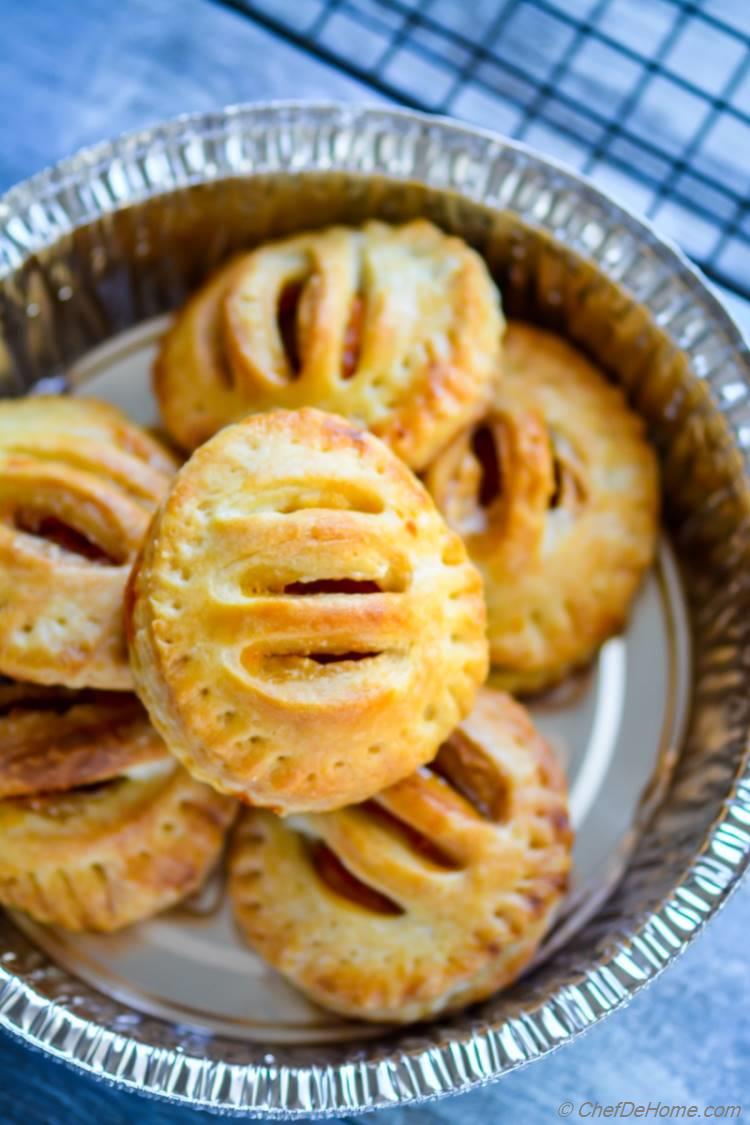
[0,397,177,689]
[154,220,504,469]
[229,688,572,1023]
[0,681,167,799]
[425,323,659,693]
[127,408,488,813]
[0,681,235,931]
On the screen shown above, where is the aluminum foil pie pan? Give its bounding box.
[1,103,749,1117]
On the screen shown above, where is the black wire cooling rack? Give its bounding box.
[220,0,750,305]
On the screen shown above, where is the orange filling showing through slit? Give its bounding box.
[309,840,403,915]
[283,578,382,596]
[549,452,587,510]
[341,295,364,379]
[13,510,120,565]
[431,736,511,823]
[361,800,462,870]
[307,651,381,666]
[471,423,502,508]
[277,280,304,377]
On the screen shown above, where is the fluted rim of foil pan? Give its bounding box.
[1,102,750,1117]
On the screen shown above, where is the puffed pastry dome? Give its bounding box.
[0,397,177,690]
[0,680,235,932]
[229,688,572,1023]
[127,408,489,814]
[426,323,659,694]
[154,220,504,470]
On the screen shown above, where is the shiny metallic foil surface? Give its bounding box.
[1,104,750,1117]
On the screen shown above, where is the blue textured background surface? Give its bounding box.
[0,1,748,1120]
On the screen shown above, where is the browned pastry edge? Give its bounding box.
[0,684,169,799]
[0,765,236,932]
[229,689,572,1023]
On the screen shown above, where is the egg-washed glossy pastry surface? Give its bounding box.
[0,680,235,931]
[229,689,572,1023]
[154,220,504,470]
[127,408,488,814]
[0,397,177,690]
[425,323,660,694]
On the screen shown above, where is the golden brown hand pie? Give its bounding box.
[0,397,177,690]
[127,408,488,814]
[0,680,235,931]
[425,323,659,693]
[153,220,504,469]
[229,688,572,1023]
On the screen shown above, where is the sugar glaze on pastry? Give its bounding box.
[229,689,572,1023]
[0,397,177,689]
[127,408,488,814]
[0,681,235,932]
[154,220,504,469]
[425,323,659,693]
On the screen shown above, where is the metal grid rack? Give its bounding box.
[220,0,750,305]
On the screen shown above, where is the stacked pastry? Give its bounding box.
[0,400,235,931]
[0,220,659,1024]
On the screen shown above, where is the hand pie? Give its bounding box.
[425,323,659,693]
[0,680,235,932]
[229,688,572,1023]
[0,397,177,690]
[127,408,488,814]
[153,220,504,470]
